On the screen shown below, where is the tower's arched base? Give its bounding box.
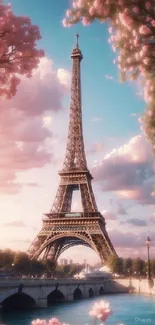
[28,212,117,263]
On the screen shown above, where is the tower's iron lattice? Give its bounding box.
[28,35,117,263]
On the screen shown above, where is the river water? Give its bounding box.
[0,294,155,325]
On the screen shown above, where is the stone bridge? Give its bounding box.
[0,278,129,311]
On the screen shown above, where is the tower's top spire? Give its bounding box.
[71,33,83,60]
[76,33,79,48]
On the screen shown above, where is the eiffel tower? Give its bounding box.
[28,35,117,263]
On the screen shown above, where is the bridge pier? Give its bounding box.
[65,293,73,301]
[36,298,47,308]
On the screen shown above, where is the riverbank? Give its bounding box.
[115,278,155,295]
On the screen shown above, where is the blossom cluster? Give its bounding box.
[31,301,123,325]
[31,317,68,325]
[63,0,155,151]
[0,0,44,98]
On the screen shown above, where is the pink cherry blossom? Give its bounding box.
[133,38,140,46]
[148,110,153,116]
[118,0,124,5]
[82,16,90,25]
[89,300,112,321]
[0,2,44,99]
[89,6,96,16]
[143,45,150,53]
[133,6,140,14]
[94,0,101,10]
[77,0,85,8]
[145,2,152,9]
[139,25,151,35]
[66,10,71,17]
[108,26,113,33]
[151,20,155,26]
[72,1,78,8]
[144,58,150,65]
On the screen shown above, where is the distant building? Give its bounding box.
[69,259,73,265]
[60,259,68,265]
[63,259,68,266]
[84,259,87,267]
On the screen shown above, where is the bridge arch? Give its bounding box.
[47,289,65,305]
[1,292,36,311]
[73,287,83,300]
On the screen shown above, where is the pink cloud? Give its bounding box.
[117,204,128,215]
[125,218,147,227]
[150,214,155,223]
[92,135,155,205]
[109,229,155,249]
[102,209,116,220]
[0,57,69,194]
[2,221,26,227]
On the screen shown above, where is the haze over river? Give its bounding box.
[0,294,155,325]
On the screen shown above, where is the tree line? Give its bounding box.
[107,256,155,277]
[0,249,83,278]
[1,249,155,278]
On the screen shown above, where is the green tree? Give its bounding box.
[123,258,133,276]
[132,258,145,276]
[107,256,124,275]
[30,260,45,277]
[0,249,15,270]
[150,259,155,277]
[14,252,30,275]
[43,259,56,277]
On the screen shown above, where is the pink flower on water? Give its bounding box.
[31,318,64,325]
[48,318,63,325]
[89,301,112,321]
[31,320,47,325]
